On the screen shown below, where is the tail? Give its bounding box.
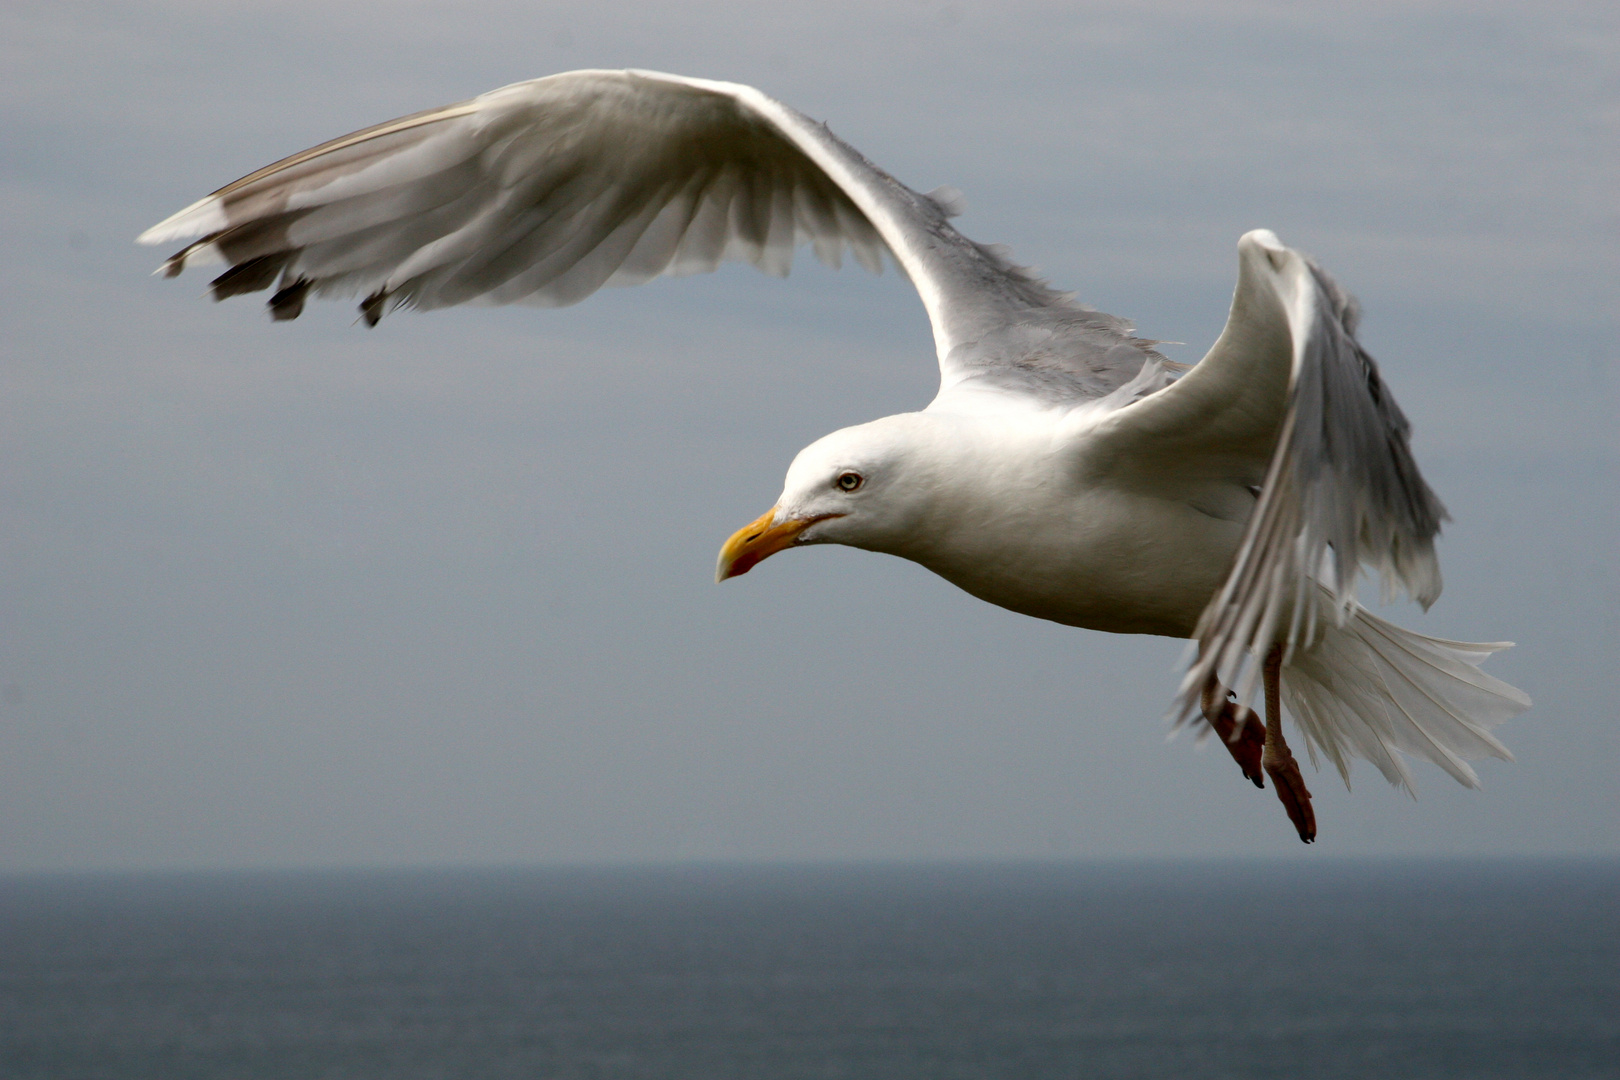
[1281,608,1531,792]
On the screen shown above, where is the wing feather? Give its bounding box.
[1083,230,1448,716]
[140,68,1162,404]
[1192,234,1446,714]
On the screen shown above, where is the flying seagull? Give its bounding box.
[139,69,1529,841]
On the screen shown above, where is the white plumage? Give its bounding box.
[140,69,1529,839]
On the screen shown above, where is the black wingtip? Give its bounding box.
[360,289,387,327]
[268,278,310,321]
[210,255,286,301]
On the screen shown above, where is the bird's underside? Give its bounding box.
[139,68,1530,843]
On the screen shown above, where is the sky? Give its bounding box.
[0,0,1615,871]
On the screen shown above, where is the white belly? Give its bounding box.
[904,485,1248,639]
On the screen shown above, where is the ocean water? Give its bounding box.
[0,861,1614,1079]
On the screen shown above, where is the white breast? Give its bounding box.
[885,411,1251,639]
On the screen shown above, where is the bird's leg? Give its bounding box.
[1200,668,1265,788]
[1261,644,1316,843]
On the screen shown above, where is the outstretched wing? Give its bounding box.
[140,69,1163,404]
[1083,230,1448,713]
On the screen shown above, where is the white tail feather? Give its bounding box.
[1281,607,1530,792]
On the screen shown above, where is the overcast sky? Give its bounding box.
[1,0,1615,871]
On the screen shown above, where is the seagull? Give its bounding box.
[139,69,1529,841]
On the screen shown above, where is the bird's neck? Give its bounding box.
[874,409,1075,566]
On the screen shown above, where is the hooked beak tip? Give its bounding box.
[716,506,841,583]
[716,507,784,584]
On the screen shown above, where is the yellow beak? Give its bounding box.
[716,507,831,582]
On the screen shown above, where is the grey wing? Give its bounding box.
[139,69,1163,402]
[1082,230,1447,711]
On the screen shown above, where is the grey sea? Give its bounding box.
[1,860,1615,1079]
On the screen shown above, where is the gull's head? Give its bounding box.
[716,414,940,582]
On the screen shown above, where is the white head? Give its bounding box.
[715,413,947,581]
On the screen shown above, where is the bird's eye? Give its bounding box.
[836,471,864,492]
